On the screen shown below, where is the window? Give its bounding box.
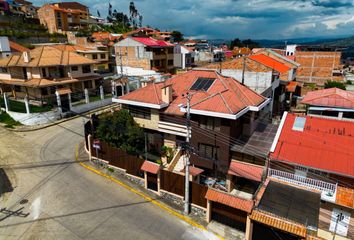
[14,86,21,92]
[199,143,218,160]
[0,67,7,73]
[190,78,215,91]
[82,65,91,73]
[168,48,174,54]
[292,116,306,131]
[154,60,160,67]
[71,66,78,71]
[199,117,220,131]
[100,53,106,59]
[168,59,173,66]
[41,68,47,78]
[84,81,92,89]
[124,105,151,120]
[41,88,48,96]
[92,54,98,60]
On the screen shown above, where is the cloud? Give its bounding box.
[31,0,354,39]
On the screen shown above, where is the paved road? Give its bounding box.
[0,118,218,240]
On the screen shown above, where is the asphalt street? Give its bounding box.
[0,118,218,240]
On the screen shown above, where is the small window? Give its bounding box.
[198,143,218,160]
[84,81,92,89]
[82,65,91,73]
[292,117,306,132]
[0,67,8,73]
[92,54,98,59]
[100,54,106,59]
[41,88,48,96]
[71,66,79,71]
[168,59,173,66]
[14,86,21,92]
[41,68,47,78]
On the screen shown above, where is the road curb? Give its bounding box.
[75,145,224,240]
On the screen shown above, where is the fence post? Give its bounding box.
[24,95,30,115]
[3,92,9,112]
[68,93,72,111]
[55,91,62,115]
[100,85,104,100]
[84,88,89,104]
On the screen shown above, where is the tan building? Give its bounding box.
[37,2,89,34]
[0,46,101,101]
[52,44,110,73]
[115,37,175,73]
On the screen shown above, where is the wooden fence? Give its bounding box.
[89,137,208,208]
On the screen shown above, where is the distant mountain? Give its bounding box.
[256,36,354,48]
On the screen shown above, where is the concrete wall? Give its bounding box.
[3,109,60,125]
[71,98,112,114]
[133,109,159,131]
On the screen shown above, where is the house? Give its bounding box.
[173,45,194,69]
[301,87,354,121]
[123,27,172,41]
[296,51,344,90]
[0,37,29,58]
[37,2,89,34]
[115,37,175,74]
[112,69,270,174]
[14,0,37,18]
[269,112,354,240]
[52,44,110,73]
[0,46,101,103]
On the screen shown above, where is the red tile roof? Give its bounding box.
[301,87,354,109]
[205,188,254,213]
[132,37,174,47]
[9,41,29,53]
[270,113,354,177]
[286,81,298,93]
[140,160,160,174]
[180,166,204,176]
[92,32,121,42]
[250,54,290,73]
[228,161,264,182]
[119,70,266,116]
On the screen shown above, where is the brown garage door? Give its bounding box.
[211,202,247,231]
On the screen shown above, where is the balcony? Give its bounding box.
[268,168,337,202]
[158,120,190,138]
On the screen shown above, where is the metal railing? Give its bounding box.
[268,168,337,194]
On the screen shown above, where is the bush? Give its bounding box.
[324,80,346,90]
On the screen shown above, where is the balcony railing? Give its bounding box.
[268,168,337,202]
[158,121,190,138]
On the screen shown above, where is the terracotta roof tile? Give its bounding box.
[335,186,354,208]
[228,161,264,182]
[118,70,266,117]
[250,210,307,237]
[204,57,272,72]
[9,41,29,53]
[250,54,290,74]
[270,113,354,177]
[301,87,354,109]
[180,166,204,176]
[286,81,298,93]
[140,161,160,174]
[205,188,254,213]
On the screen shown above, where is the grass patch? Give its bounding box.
[0,112,21,128]
[0,97,52,113]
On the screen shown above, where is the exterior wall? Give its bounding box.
[133,109,159,131]
[0,72,11,80]
[318,202,353,240]
[116,45,151,70]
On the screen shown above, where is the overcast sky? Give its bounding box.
[36,0,354,39]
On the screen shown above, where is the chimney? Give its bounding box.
[161,84,172,104]
[23,51,31,63]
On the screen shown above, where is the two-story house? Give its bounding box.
[115,37,175,74]
[269,112,354,240]
[0,46,101,101]
[112,69,270,175]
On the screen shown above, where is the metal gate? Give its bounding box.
[147,172,158,191]
[211,202,247,231]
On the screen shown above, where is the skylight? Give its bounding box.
[292,117,306,132]
[190,78,215,91]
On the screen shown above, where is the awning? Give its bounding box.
[250,210,307,238]
[205,188,254,213]
[56,88,72,95]
[180,166,204,176]
[140,160,160,174]
[228,161,264,182]
[286,81,298,93]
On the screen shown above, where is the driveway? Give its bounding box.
[0,118,218,240]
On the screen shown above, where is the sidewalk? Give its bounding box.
[76,142,224,240]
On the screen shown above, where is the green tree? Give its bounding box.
[96,110,144,154]
[324,80,346,90]
[171,31,184,42]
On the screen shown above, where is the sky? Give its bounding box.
[35,0,354,40]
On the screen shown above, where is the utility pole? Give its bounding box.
[144,132,148,161]
[184,92,191,215]
[332,212,344,240]
[241,56,246,85]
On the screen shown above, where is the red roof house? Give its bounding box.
[270,112,354,178]
[131,37,174,47]
[301,87,354,109]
